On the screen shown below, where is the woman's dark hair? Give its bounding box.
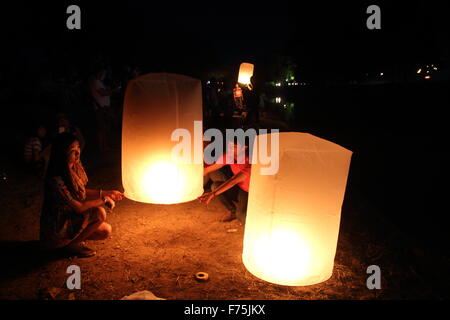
[44,132,79,197]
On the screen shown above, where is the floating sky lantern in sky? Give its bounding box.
[242,132,352,286]
[122,73,204,204]
[237,62,254,86]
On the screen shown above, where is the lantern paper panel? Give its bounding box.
[242,132,352,286]
[238,62,254,85]
[122,73,204,204]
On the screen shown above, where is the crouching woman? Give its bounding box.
[40,132,123,257]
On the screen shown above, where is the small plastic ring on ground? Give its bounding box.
[195,272,209,282]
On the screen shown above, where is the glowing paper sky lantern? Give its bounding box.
[242,132,352,286]
[237,62,254,85]
[122,73,204,204]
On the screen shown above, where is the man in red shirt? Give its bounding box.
[199,140,251,223]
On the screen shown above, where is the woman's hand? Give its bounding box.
[104,190,124,201]
[198,191,215,205]
[103,196,116,210]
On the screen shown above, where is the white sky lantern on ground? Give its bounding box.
[237,62,254,85]
[122,73,204,204]
[242,132,352,286]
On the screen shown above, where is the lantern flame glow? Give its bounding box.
[250,228,312,284]
[140,161,187,204]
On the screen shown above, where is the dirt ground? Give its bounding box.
[1,119,449,300]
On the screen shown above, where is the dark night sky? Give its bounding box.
[1,1,449,80]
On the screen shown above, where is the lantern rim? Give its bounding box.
[123,189,204,205]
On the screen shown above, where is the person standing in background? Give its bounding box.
[89,67,119,152]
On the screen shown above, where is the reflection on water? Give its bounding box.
[269,95,296,126]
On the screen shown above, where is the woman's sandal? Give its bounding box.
[65,242,96,258]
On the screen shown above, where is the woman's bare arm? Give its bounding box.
[85,188,102,200]
[68,198,104,214]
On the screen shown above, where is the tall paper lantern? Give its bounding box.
[122,73,204,204]
[237,62,254,85]
[242,132,352,286]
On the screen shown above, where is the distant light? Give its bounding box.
[207,81,210,84]
[288,83,292,86]
[433,67,438,70]
[276,83,281,87]
[380,72,384,76]
[417,69,422,74]
[426,70,430,74]
[424,75,431,80]
[276,97,281,103]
